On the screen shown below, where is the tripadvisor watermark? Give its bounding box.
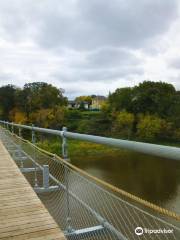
[135,227,173,236]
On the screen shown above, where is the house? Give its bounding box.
[91,96,106,110]
[68,100,89,110]
[68,95,106,110]
[68,100,76,109]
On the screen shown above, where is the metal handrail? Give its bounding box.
[1,120,180,239]
[0,120,180,161]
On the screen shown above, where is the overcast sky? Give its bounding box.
[0,0,180,99]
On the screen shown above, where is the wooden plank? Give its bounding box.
[0,141,65,240]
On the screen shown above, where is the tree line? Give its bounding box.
[0,81,180,143]
[0,82,67,129]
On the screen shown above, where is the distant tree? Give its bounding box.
[75,96,92,105]
[107,81,177,118]
[137,114,170,142]
[29,106,66,129]
[9,108,27,124]
[65,110,82,131]
[75,95,92,110]
[108,87,133,112]
[168,91,180,128]
[112,111,135,139]
[0,85,17,120]
[17,82,67,117]
[132,81,176,117]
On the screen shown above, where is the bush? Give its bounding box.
[137,115,170,142]
[112,111,135,139]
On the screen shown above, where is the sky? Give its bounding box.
[0,0,180,99]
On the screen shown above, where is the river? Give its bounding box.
[71,148,180,214]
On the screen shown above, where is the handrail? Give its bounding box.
[0,120,180,161]
[18,136,180,221]
[1,120,180,223]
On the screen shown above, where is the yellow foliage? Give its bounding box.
[9,108,27,124]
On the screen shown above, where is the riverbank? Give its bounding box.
[37,137,180,160]
[37,138,121,160]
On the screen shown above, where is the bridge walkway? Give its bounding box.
[0,141,65,240]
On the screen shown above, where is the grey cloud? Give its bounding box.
[169,57,180,69]
[53,65,143,84]
[0,0,176,51]
[0,72,20,86]
[85,47,140,69]
[0,0,179,98]
[36,0,178,50]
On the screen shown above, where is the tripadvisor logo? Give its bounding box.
[135,227,143,236]
[135,227,173,236]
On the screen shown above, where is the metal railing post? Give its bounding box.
[32,124,38,187]
[18,127,24,168]
[43,165,49,188]
[62,127,68,160]
[6,121,9,131]
[32,124,35,144]
[19,127,22,138]
[62,126,72,232]
[11,122,14,134]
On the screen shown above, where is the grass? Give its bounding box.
[37,137,120,159]
[37,136,180,164]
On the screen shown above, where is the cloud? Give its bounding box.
[33,0,178,51]
[169,57,180,69]
[0,0,179,98]
[0,0,177,50]
[84,47,140,68]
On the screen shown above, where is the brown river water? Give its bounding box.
[70,149,180,214]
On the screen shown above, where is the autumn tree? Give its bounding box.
[112,111,135,139]
[132,81,176,117]
[0,85,17,120]
[108,87,133,112]
[137,115,170,142]
[17,82,67,117]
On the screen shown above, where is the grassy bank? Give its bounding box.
[37,136,180,164]
[37,138,120,159]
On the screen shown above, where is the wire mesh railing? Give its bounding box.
[0,126,180,239]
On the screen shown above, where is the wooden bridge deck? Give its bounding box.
[0,141,65,240]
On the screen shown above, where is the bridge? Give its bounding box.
[0,120,180,240]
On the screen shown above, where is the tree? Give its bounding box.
[112,111,135,139]
[107,81,177,118]
[17,82,67,117]
[137,114,168,142]
[0,85,17,120]
[108,87,133,112]
[75,96,92,105]
[132,81,176,117]
[9,108,27,124]
[168,91,180,128]
[29,106,66,129]
[65,110,82,131]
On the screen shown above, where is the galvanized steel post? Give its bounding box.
[62,126,68,160]
[62,126,72,232]
[32,124,36,144]
[32,124,38,187]
[19,127,22,138]
[43,165,49,189]
[6,121,9,131]
[11,122,14,134]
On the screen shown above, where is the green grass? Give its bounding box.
[37,136,180,163]
[37,138,120,158]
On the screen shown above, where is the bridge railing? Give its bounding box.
[1,120,180,161]
[0,121,180,240]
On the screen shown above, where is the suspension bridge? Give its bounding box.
[0,120,180,240]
